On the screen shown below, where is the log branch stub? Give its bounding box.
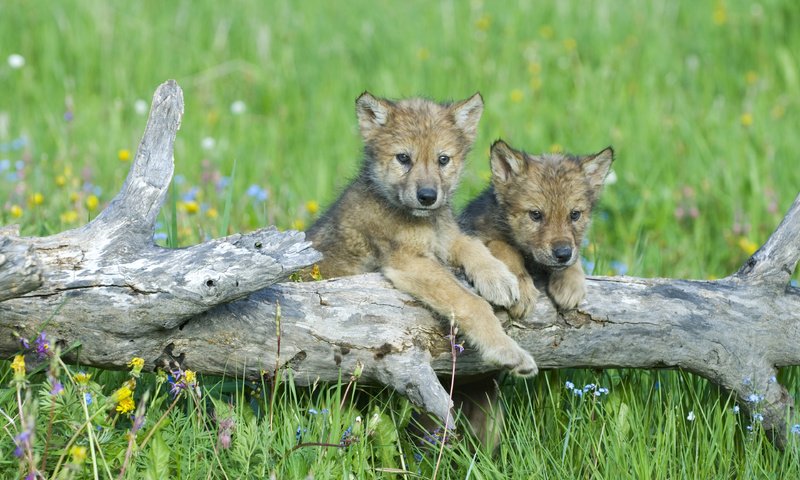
[735,192,800,289]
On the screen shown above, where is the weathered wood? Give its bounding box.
[0,233,42,302]
[1,80,798,447]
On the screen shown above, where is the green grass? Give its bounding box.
[1,0,800,478]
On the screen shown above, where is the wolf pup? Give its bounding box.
[460,140,613,318]
[306,93,537,376]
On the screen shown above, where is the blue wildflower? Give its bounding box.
[565,380,575,390]
[340,425,353,445]
[791,424,800,435]
[182,187,199,202]
[733,405,740,414]
[611,261,628,276]
[153,232,168,241]
[85,393,93,405]
[747,393,762,404]
[0,159,9,171]
[753,413,764,422]
[246,184,269,202]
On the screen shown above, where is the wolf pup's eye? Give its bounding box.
[395,153,411,165]
[529,210,543,222]
[570,210,582,221]
[437,155,451,166]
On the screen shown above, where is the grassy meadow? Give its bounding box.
[1,0,800,478]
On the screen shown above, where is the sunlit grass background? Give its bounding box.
[2,0,800,478]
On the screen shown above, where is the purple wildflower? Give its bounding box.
[34,332,50,358]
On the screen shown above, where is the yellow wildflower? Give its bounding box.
[184,370,197,385]
[563,38,577,52]
[29,192,44,206]
[510,89,524,103]
[712,3,727,25]
[86,194,99,211]
[75,372,92,385]
[549,143,563,153]
[292,219,305,231]
[118,149,131,162]
[305,200,319,215]
[70,446,87,464]
[128,357,145,377]
[417,47,430,61]
[738,237,758,256]
[475,14,491,31]
[740,112,753,127]
[310,264,323,281]
[60,210,79,224]
[206,207,218,219]
[10,204,23,218]
[181,200,200,214]
[55,174,67,187]
[206,110,220,126]
[112,385,133,403]
[69,191,80,203]
[12,355,25,381]
[539,25,554,39]
[116,397,135,414]
[128,357,144,370]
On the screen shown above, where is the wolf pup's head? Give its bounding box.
[489,140,613,269]
[356,92,483,217]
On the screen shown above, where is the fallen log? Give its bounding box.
[1,80,798,447]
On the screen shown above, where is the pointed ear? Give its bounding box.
[451,92,484,143]
[490,140,526,183]
[356,92,392,136]
[581,147,614,191]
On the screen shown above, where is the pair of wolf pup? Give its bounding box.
[306,92,613,445]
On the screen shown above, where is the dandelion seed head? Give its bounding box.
[7,54,25,69]
[134,99,148,115]
[201,137,216,151]
[230,100,247,115]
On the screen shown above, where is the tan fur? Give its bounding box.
[461,140,614,315]
[306,93,537,376]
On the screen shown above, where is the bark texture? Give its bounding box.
[1,80,798,447]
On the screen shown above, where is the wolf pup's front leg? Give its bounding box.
[449,232,520,309]
[485,239,539,319]
[383,253,537,377]
[548,261,586,310]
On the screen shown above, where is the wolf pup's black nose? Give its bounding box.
[417,188,438,206]
[553,245,573,263]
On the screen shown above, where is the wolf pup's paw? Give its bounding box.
[482,339,538,377]
[471,262,520,308]
[548,266,586,310]
[508,274,538,319]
